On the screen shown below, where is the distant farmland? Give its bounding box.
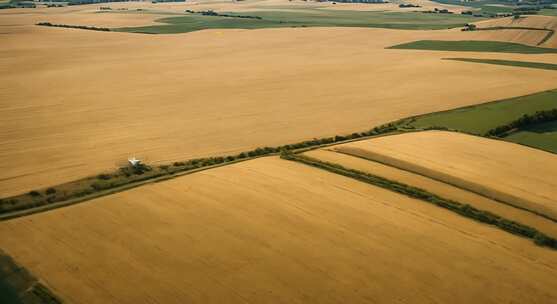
[1,2,557,303]
[117,10,482,34]
[2,14,557,197]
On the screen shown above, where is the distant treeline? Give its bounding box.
[486,109,557,137]
[67,0,133,5]
[185,10,263,20]
[36,22,111,31]
[281,152,557,250]
[328,0,387,3]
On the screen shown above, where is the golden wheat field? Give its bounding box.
[2,4,557,197]
[331,131,557,220]
[304,148,557,238]
[476,15,557,47]
[1,157,556,304]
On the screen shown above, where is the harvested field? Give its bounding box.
[2,10,557,197]
[332,131,557,220]
[304,149,557,238]
[475,15,557,47]
[1,157,557,303]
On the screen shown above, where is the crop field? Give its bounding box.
[1,157,557,303]
[117,10,482,34]
[303,149,557,238]
[505,120,557,152]
[2,3,557,197]
[331,131,557,220]
[2,1,557,302]
[405,89,557,151]
[407,89,557,133]
[475,15,557,47]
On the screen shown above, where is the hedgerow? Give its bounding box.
[281,151,557,250]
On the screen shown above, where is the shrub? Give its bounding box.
[534,233,557,248]
[46,187,57,195]
[285,153,557,250]
[29,190,41,197]
[97,174,111,180]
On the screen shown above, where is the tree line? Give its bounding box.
[36,22,111,32]
[281,151,557,250]
[485,108,557,137]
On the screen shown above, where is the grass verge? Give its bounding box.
[0,123,401,219]
[3,87,557,218]
[445,58,557,70]
[280,151,557,250]
[388,40,557,54]
[0,249,62,304]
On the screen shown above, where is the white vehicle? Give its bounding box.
[128,157,141,167]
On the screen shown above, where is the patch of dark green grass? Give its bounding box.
[430,0,514,14]
[445,58,557,70]
[0,250,62,304]
[406,89,557,153]
[388,40,557,53]
[407,89,557,135]
[505,120,557,153]
[116,10,481,34]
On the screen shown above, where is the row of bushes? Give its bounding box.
[36,22,111,32]
[0,122,399,216]
[281,152,557,250]
[485,108,557,137]
[185,10,263,20]
[399,3,420,8]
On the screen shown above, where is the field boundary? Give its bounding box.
[444,58,557,71]
[0,249,62,303]
[0,124,403,220]
[3,88,557,220]
[388,40,557,53]
[328,147,557,223]
[280,151,557,250]
[473,26,554,46]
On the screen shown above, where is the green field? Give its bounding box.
[433,0,557,16]
[540,8,557,16]
[405,89,557,153]
[407,89,557,134]
[116,10,482,34]
[505,121,557,153]
[389,40,557,54]
[445,58,557,70]
[431,0,514,14]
